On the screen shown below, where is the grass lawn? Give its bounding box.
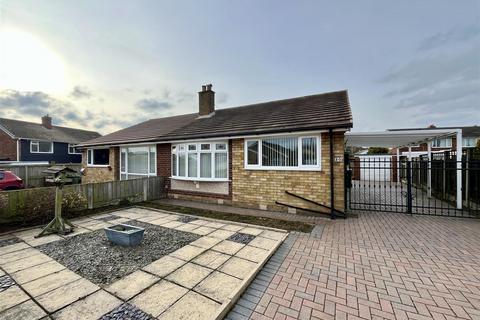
[143,202,315,233]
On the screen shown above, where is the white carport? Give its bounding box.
[345,129,463,209]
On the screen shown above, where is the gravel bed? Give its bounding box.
[0,275,16,292]
[228,232,256,244]
[99,303,153,320]
[37,220,200,285]
[95,215,120,222]
[177,216,198,223]
[0,237,22,248]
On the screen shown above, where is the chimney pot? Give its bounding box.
[41,114,52,129]
[198,84,215,116]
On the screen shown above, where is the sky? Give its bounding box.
[0,0,479,135]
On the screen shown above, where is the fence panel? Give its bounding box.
[0,163,82,187]
[0,176,165,225]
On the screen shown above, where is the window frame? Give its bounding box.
[30,140,54,154]
[119,145,157,180]
[68,143,81,155]
[432,138,452,148]
[244,135,321,171]
[462,137,478,148]
[87,148,110,167]
[171,141,229,181]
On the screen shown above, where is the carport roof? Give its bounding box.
[345,129,461,147]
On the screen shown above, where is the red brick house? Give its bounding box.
[77,85,353,213]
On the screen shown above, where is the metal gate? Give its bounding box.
[345,151,480,218]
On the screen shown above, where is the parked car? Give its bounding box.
[0,170,24,190]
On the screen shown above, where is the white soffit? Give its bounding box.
[345,129,461,147]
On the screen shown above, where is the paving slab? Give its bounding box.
[0,299,46,320]
[105,270,158,300]
[0,285,30,312]
[175,223,200,232]
[219,257,258,280]
[131,280,188,317]
[170,245,206,261]
[235,246,269,263]
[208,230,236,240]
[204,221,226,229]
[11,260,66,285]
[166,263,212,289]
[0,242,31,255]
[2,253,52,273]
[158,291,221,320]
[142,255,186,278]
[36,278,99,313]
[1,247,39,264]
[248,236,278,250]
[190,236,222,249]
[211,240,245,255]
[190,226,216,236]
[192,250,231,269]
[53,289,122,320]
[221,224,244,232]
[23,269,82,297]
[13,229,63,247]
[161,221,184,229]
[194,271,242,303]
[258,230,286,241]
[238,227,263,236]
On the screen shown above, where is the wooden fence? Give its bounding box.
[0,176,166,225]
[0,163,82,187]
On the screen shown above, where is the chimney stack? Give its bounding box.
[198,84,215,116]
[42,115,52,129]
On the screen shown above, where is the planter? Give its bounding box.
[105,224,145,246]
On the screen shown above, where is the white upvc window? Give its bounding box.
[30,140,53,153]
[432,138,452,148]
[120,145,156,180]
[171,141,228,181]
[68,144,81,154]
[462,137,478,148]
[87,148,110,166]
[245,135,321,171]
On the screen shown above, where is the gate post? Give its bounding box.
[406,161,413,214]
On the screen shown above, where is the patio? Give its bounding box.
[0,207,287,320]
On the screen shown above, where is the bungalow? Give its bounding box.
[0,115,101,163]
[77,85,353,213]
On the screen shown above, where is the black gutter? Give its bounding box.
[329,128,336,220]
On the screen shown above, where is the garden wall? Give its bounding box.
[0,176,166,227]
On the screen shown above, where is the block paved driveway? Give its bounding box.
[228,212,480,320]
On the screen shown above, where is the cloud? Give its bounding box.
[135,98,172,112]
[70,86,93,99]
[418,25,480,51]
[379,40,480,125]
[0,90,58,116]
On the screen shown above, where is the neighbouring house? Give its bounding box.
[389,125,480,157]
[77,85,353,213]
[0,115,101,163]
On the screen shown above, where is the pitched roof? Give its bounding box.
[79,90,353,147]
[0,118,101,144]
[388,126,480,137]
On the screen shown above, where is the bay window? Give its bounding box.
[120,145,156,180]
[245,135,320,170]
[172,141,228,180]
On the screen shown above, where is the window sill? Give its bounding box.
[244,166,322,172]
[170,176,230,182]
[87,165,110,168]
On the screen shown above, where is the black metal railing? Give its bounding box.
[345,152,480,218]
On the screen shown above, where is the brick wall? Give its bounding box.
[81,147,119,183]
[0,130,17,161]
[231,132,345,213]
